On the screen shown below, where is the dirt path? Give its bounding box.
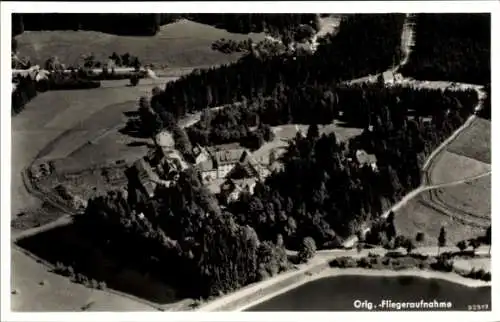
[343,113,486,248]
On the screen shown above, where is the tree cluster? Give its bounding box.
[155,14,406,119]
[13,13,317,38]
[75,169,290,298]
[229,85,478,249]
[36,73,101,91]
[187,103,275,150]
[12,75,38,115]
[400,13,490,85]
[211,38,253,55]
[107,52,141,69]
[188,14,320,38]
[13,13,180,37]
[478,83,490,119]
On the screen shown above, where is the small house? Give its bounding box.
[355,149,378,171]
[381,71,395,85]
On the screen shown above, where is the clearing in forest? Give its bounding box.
[427,150,491,185]
[394,190,485,247]
[16,19,265,69]
[446,118,491,164]
[428,175,491,225]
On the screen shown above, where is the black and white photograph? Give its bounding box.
[1,1,498,320]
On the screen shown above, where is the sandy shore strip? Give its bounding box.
[199,247,490,312]
[235,268,492,312]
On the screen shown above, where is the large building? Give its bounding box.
[197,144,248,183]
[127,131,188,199]
[196,144,271,184]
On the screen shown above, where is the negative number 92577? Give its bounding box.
[468,304,489,311]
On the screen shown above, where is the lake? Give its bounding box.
[246,275,491,311]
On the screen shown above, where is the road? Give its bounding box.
[200,244,490,312]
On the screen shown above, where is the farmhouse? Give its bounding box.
[197,144,248,182]
[196,142,273,185]
[127,135,188,199]
[227,151,271,181]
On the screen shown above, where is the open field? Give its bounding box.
[12,78,174,218]
[11,248,157,312]
[252,122,363,165]
[430,175,491,225]
[16,19,265,68]
[427,150,491,185]
[446,117,491,164]
[453,257,491,273]
[394,191,485,247]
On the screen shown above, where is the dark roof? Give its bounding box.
[212,148,247,166]
[220,178,236,192]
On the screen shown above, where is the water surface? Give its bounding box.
[247,275,491,311]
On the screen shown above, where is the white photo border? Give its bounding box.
[1,1,498,322]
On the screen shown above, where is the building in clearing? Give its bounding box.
[197,144,248,183]
[127,136,188,199]
[355,149,378,171]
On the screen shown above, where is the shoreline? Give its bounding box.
[235,267,492,312]
[199,249,491,312]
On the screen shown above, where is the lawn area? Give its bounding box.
[430,175,491,225]
[272,122,363,142]
[11,247,157,312]
[454,257,491,273]
[12,79,170,218]
[39,99,151,165]
[252,122,363,165]
[11,202,67,232]
[16,19,265,68]
[394,192,485,247]
[446,117,491,164]
[427,150,491,185]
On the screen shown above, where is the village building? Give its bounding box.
[127,131,188,199]
[380,70,404,86]
[197,144,248,183]
[196,142,274,185]
[226,151,271,181]
[355,149,378,171]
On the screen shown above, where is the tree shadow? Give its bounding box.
[15,223,183,305]
[119,122,150,139]
[334,120,364,129]
[123,111,139,117]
